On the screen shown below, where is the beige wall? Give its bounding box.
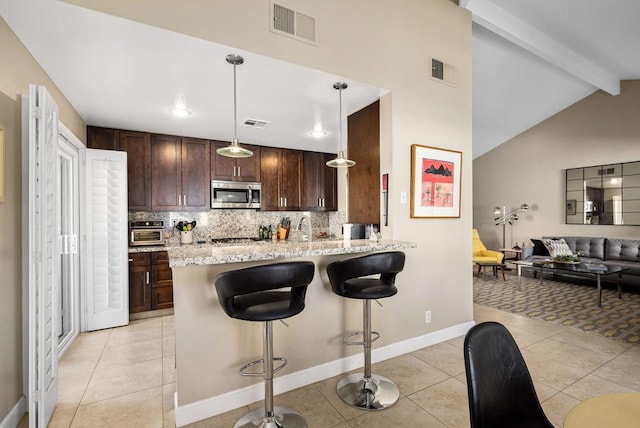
[474,80,640,249]
[0,17,85,422]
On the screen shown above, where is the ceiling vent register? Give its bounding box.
[271,2,318,45]
[242,118,270,129]
[430,57,457,87]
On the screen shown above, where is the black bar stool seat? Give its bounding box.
[326,251,405,411]
[215,261,315,428]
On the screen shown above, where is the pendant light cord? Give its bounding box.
[233,62,238,141]
[338,86,343,152]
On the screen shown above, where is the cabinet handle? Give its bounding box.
[184,195,187,206]
[237,166,241,177]
[284,197,287,207]
[178,195,182,206]
[322,198,325,207]
[233,166,237,177]
[129,258,133,262]
[146,272,150,285]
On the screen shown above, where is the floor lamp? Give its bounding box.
[493,204,529,249]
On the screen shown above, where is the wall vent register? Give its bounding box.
[271,1,318,45]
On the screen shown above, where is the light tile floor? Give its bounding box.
[39,304,640,427]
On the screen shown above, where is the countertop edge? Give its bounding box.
[167,240,417,267]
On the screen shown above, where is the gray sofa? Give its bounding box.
[525,236,640,283]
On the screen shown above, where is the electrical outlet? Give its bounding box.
[425,310,432,324]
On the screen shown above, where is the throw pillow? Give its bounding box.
[530,239,550,256]
[542,238,574,258]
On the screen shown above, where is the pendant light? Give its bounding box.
[326,82,355,168]
[216,54,253,158]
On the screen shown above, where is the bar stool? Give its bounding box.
[326,251,406,410]
[214,261,315,428]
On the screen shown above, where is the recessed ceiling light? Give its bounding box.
[310,129,327,138]
[170,107,191,117]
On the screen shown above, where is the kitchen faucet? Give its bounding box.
[297,215,312,242]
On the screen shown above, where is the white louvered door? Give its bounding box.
[25,84,59,427]
[83,149,129,331]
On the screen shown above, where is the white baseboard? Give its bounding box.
[0,396,26,428]
[175,321,474,427]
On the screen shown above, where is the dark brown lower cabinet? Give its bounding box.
[129,250,173,313]
[129,253,151,313]
[151,251,174,310]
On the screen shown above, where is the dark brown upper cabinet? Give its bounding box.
[211,140,261,182]
[302,152,337,211]
[260,147,302,211]
[120,131,152,211]
[151,135,210,211]
[87,126,120,151]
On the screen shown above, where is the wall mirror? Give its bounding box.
[566,161,640,225]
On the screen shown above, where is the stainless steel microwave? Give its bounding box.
[211,180,262,209]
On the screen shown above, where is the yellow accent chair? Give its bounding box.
[472,229,504,264]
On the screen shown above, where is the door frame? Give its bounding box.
[56,123,83,356]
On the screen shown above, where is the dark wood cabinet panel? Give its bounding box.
[260,147,281,211]
[281,149,302,210]
[211,141,261,182]
[151,134,182,210]
[348,101,380,224]
[129,251,173,313]
[260,147,301,211]
[302,152,337,211]
[152,135,210,211]
[182,138,210,210]
[151,251,173,310]
[121,131,152,211]
[152,286,174,310]
[87,126,120,151]
[129,253,151,313]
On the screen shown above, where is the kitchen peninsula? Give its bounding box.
[167,239,417,426]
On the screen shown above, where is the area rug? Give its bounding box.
[473,271,640,345]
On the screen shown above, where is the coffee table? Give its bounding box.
[533,260,628,307]
[475,262,506,281]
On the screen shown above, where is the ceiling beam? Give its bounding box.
[461,0,620,95]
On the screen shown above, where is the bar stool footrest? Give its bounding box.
[343,331,380,346]
[239,357,288,377]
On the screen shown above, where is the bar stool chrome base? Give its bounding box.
[336,373,400,410]
[233,406,307,428]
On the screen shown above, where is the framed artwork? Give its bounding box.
[0,127,4,203]
[566,199,576,215]
[410,144,462,218]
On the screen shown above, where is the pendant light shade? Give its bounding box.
[217,54,253,158]
[326,82,355,168]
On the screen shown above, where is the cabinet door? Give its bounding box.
[302,151,321,210]
[280,149,302,210]
[260,147,282,211]
[152,286,174,310]
[211,141,261,182]
[235,144,261,181]
[151,134,182,210]
[151,262,173,288]
[121,131,152,211]
[87,126,120,151]
[321,153,337,211]
[211,140,237,181]
[129,253,151,313]
[182,138,210,210]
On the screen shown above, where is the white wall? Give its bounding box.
[474,80,640,249]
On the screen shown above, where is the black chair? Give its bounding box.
[214,261,315,428]
[463,321,554,428]
[326,251,406,410]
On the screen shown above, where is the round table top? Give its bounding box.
[564,393,640,428]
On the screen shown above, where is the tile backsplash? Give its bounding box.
[129,210,346,245]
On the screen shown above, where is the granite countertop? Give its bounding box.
[165,239,417,267]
